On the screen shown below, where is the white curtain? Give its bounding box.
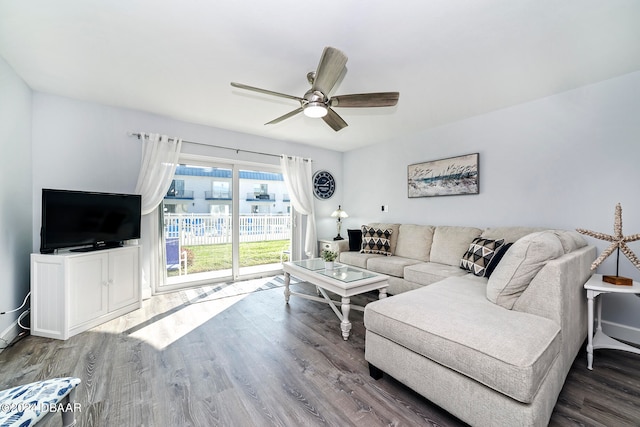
[280,155,317,257]
[135,133,183,214]
[135,133,182,296]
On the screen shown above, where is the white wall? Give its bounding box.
[31,93,343,252]
[0,56,32,343]
[344,71,640,340]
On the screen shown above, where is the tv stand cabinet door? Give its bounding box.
[31,254,67,339]
[108,246,140,311]
[68,252,109,328]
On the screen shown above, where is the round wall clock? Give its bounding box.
[312,170,336,199]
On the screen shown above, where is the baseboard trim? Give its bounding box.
[601,320,640,346]
[0,320,22,354]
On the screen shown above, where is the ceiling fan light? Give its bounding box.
[304,102,328,118]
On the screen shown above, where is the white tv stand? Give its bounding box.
[31,245,142,340]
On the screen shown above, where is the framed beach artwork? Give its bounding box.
[408,153,479,198]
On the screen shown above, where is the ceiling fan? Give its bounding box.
[230,47,399,132]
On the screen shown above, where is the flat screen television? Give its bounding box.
[40,188,142,254]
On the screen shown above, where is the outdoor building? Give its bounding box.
[163,165,290,215]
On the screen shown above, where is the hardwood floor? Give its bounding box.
[1,279,640,426]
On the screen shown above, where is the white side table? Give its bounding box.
[584,274,640,370]
[318,238,347,255]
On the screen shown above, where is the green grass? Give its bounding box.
[167,239,289,276]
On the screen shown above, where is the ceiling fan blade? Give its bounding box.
[265,107,304,125]
[231,82,304,102]
[322,108,348,132]
[312,47,348,95]
[331,92,399,108]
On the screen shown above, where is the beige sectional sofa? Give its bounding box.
[336,223,596,427]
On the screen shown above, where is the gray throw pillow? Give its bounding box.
[486,231,564,309]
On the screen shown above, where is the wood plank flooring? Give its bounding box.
[1,279,640,426]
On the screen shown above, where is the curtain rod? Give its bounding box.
[128,132,311,161]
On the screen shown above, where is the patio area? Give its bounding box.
[164,213,291,277]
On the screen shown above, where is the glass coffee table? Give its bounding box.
[282,258,389,340]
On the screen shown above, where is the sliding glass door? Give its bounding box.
[238,168,291,277]
[164,163,233,284]
[160,159,290,289]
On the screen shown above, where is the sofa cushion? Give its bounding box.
[347,229,362,251]
[361,226,393,255]
[338,251,380,269]
[403,261,470,286]
[481,226,546,244]
[487,231,564,309]
[460,237,505,277]
[367,256,422,278]
[393,224,435,261]
[430,226,483,266]
[553,230,587,253]
[364,277,561,403]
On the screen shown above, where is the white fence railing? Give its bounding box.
[164,213,291,246]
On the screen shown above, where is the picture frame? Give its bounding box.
[408,153,479,198]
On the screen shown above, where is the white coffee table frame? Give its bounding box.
[584,273,640,370]
[282,259,388,340]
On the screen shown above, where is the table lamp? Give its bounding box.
[331,205,349,240]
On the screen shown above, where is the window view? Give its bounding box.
[163,164,291,286]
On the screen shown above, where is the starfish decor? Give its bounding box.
[577,203,640,272]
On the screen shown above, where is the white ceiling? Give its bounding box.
[1,1,639,152]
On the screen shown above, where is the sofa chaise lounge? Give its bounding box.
[336,223,595,426]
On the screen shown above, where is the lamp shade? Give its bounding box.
[331,205,349,219]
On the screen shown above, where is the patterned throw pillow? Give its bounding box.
[460,237,505,277]
[360,226,393,256]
